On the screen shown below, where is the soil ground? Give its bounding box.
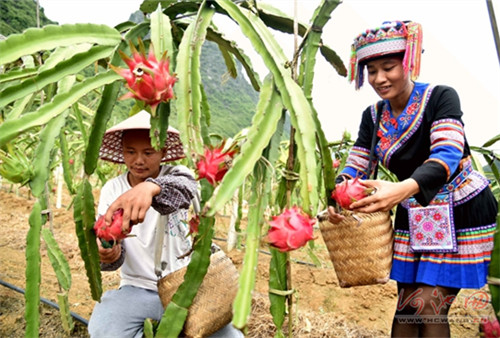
[0,184,496,337]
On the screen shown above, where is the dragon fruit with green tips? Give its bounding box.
[110,39,176,114]
[93,209,130,248]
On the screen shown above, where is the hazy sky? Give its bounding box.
[39,0,500,147]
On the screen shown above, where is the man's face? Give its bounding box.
[122,129,165,186]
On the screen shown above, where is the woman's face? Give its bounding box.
[366,56,412,100]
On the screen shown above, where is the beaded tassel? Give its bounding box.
[402,22,423,80]
[349,44,358,88]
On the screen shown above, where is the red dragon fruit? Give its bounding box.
[93,209,130,248]
[196,142,237,186]
[267,206,316,252]
[481,317,500,338]
[110,39,176,114]
[331,177,374,210]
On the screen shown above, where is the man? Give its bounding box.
[88,111,243,338]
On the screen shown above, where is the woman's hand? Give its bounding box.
[349,178,419,213]
[104,181,161,232]
[97,239,122,264]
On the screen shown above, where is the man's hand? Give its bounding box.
[104,181,161,232]
[97,239,122,264]
[327,206,345,224]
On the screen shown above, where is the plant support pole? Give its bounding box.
[486,0,500,67]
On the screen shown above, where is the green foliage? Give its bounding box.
[232,160,271,330]
[174,3,215,159]
[216,0,320,215]
[57,292,75,334]
[269,248,288,337]
[73,180,102,301]
[203,75,283,217]
[471,134,500,200]
[42,228,72,291]
[25,199,47,336]
[0,0,57,36]
[172,38,260,143]
[42,227,74,333]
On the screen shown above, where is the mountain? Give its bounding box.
[0,0,57,36]
[199,41,260,138]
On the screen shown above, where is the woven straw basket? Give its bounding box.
[318,210,394,288]
[157,250,239,338]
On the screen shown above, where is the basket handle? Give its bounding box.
[367,100,383,180]
[154,214,169,278]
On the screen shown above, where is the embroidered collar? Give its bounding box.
[374,82,433,166]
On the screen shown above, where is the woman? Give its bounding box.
[327,21,497,337]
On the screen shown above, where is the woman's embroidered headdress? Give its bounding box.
[349,20,423,89]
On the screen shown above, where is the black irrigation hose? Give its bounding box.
[0,278,89,326]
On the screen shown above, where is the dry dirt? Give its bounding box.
[0,184,496,337]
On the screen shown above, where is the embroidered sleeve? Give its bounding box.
[146,166,198,215]
[426,119,464,178]
[342,146,371,179]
